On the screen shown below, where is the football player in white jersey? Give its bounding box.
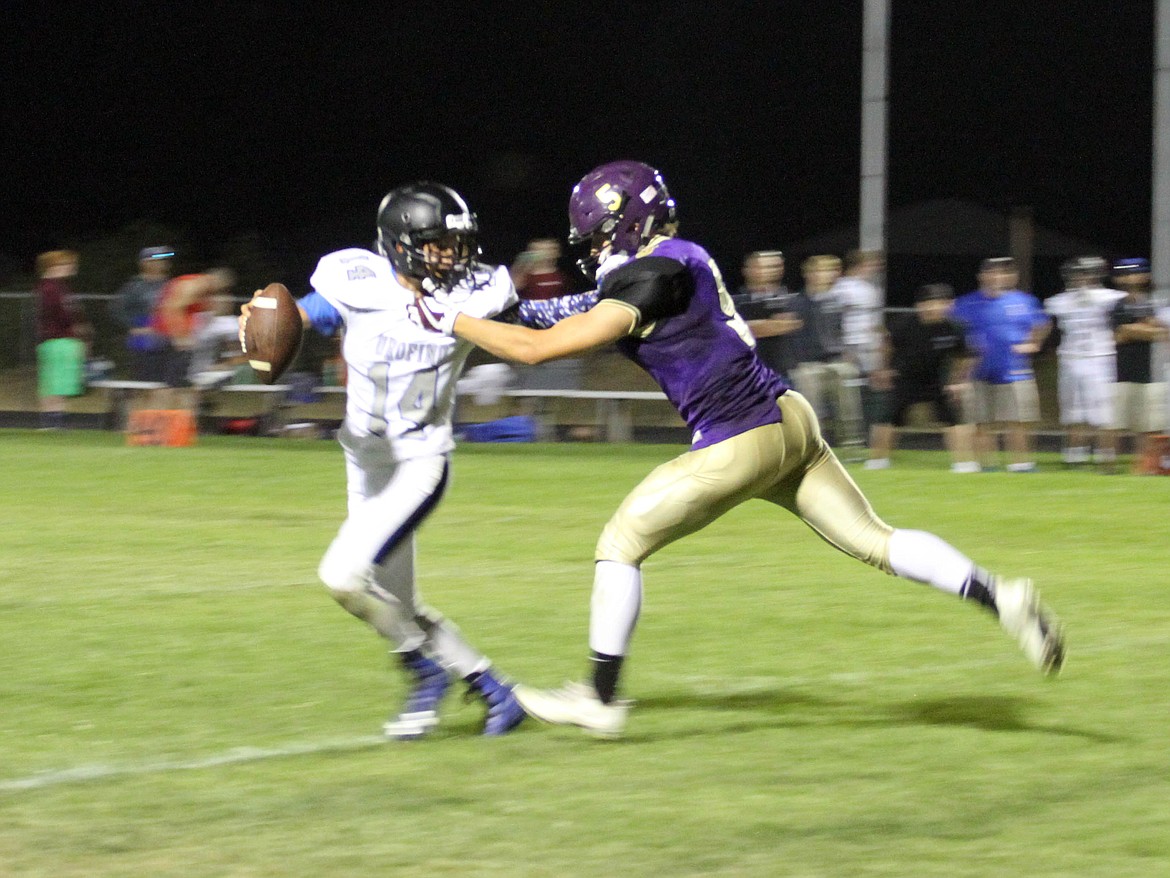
[241,183,525,739]
[1045,257,1126,469]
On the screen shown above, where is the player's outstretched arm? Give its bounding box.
[453,302,633,365]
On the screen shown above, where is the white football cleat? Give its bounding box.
[513,681,630,738]
[995,578,1065,676]
[383,710,441,740]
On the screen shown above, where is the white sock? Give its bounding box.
[589,561,643,656]
[887,529,974,595]
[414,609,488,678]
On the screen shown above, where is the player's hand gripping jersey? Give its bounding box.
[598,236,789,448]
[303,248,517,457]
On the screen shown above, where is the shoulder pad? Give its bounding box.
[309,249,401,312]
[599,256,695,324]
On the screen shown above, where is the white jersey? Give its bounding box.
[1045,286,1125,359]
[830,275,884,373]
[310,248,517,459]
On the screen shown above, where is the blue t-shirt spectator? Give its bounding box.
[952,289,1048,384]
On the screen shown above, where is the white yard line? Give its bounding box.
[3,634,1163,795]
[0,736,384,793]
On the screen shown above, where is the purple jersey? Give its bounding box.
[600,237,789,449]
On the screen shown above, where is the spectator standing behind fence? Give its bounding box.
[150,269,235,387]
[34,250,90,430]
[509,239,586,427]
[866,283,979,472]
[511,238,569,300]
[732,250,803,381]
[1108,258,1169,471]
[111,246,173,381]
[1045,257,1125,471]
[951,257,1050,472]
[832,250,887,436]
[790,255,864,446]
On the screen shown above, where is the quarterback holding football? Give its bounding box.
[242,183,548,739]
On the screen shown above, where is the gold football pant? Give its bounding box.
[596,391,894,572]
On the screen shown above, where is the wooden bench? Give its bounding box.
[90,380,298,433]
[315,386,672,442]
[213,384,294,433]
[88,380,169,429]
[91,379,672,443]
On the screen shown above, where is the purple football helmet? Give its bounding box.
[568,160,676,277]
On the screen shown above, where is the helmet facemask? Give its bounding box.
[568,224,618,280]
[385,228,479,293]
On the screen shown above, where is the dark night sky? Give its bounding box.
[0,1,1156,294]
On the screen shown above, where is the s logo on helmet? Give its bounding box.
[594,183,623,212]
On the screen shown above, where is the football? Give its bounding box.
[241,282,303,384]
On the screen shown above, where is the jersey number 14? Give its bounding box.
[367,364,440,434]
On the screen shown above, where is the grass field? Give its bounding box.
[1,430,1168,877]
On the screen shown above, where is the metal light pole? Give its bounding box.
[1154,0,1170,303]
[860,0,890,259]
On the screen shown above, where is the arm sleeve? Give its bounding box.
[298,290,343,335]
[597,256,695,325]
[510,290,600,328]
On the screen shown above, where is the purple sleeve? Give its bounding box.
[516,291,599,328]
[299,290,343,335]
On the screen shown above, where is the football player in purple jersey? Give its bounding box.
[412,160,1066,737]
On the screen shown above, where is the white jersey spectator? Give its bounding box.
[830,249,885,375]
[1045,256,1126,465]
[1046,287,1126,360]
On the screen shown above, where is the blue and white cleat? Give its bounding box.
[469,670,526,736]
[384,651,451,740]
